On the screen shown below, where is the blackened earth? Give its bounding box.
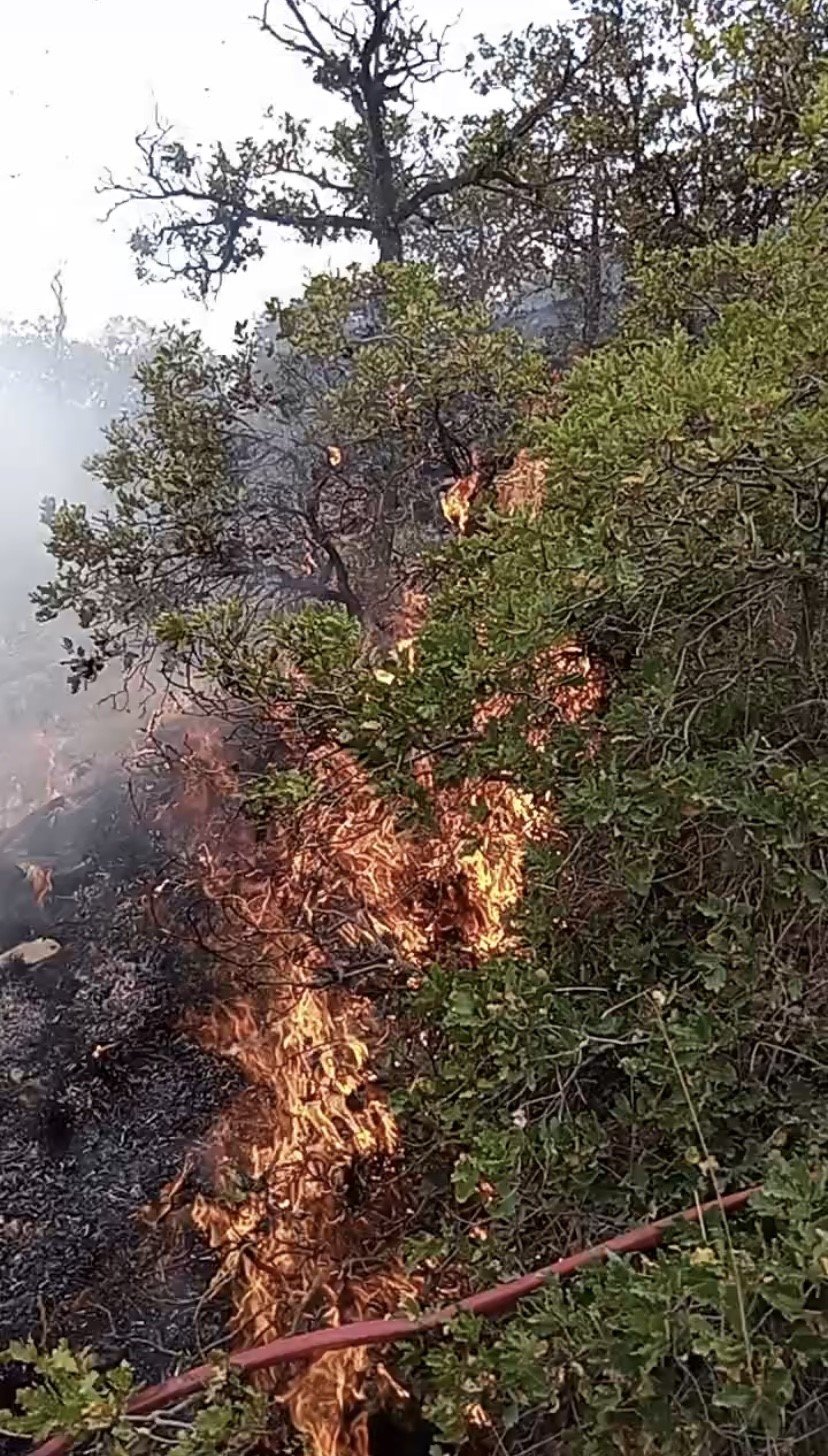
[0,773,241,1433]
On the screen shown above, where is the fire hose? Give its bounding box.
[29,1181,760,1456]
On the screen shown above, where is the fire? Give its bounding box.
[386,587,428,670]
[148,486,606,1454]
[440,470,481,536]
[158,733,422,1452]
[423,770,558,957]
[474,642,607,751]
[158,722,553,1450]
[0,726,62,829]
[22,861,53,907]
[494,450,547,520]
[440,450,548,537]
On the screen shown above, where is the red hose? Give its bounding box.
[28,1181,761,1456]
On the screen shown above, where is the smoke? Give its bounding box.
[0,315,151,821]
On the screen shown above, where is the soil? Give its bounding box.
[0,767,242,1438]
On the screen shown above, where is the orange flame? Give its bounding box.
[162,735,420,1453]
[162,729,557,1450]
[151,493,606,1454]
[474,643,607,751]
[23,862,53,908]
[440,471,481,536]
[440,450,547,537]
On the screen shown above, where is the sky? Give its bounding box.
[0,0,555,349]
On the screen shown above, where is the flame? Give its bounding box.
[440,451,547,537]
[21,862,53,907]
[386,587,429,671]
[149,490,607,1454]
[440,471,481,536]
[0,727,63,829]
[474,643,607,751]
[161,734,421,1453]
[34,727,60,802]
[425,772,558,956]
[161,727,549,1450]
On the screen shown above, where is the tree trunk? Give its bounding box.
[362,65,404,263]
[377,223,403,263]
[370,474,399,608]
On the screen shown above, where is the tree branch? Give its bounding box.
[259,0,333,61]
[304,477,366,620]
[100,177,373,237]
[398,55,576,220]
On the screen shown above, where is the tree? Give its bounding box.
[103,0,584,297]
[408,0,653,331]
[268,264,550,611]
[411,0,828,332]
[33,265,549,696]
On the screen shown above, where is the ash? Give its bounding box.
[0,770,241,1401]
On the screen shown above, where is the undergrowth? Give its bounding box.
[0,1346,270,1456]
[409,1159,828,1454]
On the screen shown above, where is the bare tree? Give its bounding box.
[101,0,575,295]
[50,270,67,360]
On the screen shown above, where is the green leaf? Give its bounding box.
[452,1155,480,1203]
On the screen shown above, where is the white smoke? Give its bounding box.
[0,308,153,820]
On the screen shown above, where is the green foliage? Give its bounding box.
[0,1343,269,1456]
[415,0,828,320]
[411,1159,828,1454]
[0,1340,135,1442]
[271,260,550,616]
[40,262,547,696]
[33,330,240,685]
[241,766,316,823]
[344,200,828,1450]
[154,598,364,725]
[278,262,550,464]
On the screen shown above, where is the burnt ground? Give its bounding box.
[0,769,242,1424]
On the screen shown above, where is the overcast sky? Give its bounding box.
[0,0,556,348]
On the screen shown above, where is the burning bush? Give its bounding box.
[11,197,828,1456]
[134,194,828,1455]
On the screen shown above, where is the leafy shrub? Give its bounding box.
[369,200,828,1450]
[412,1159,828,1455]
[0,1343,269,1456]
